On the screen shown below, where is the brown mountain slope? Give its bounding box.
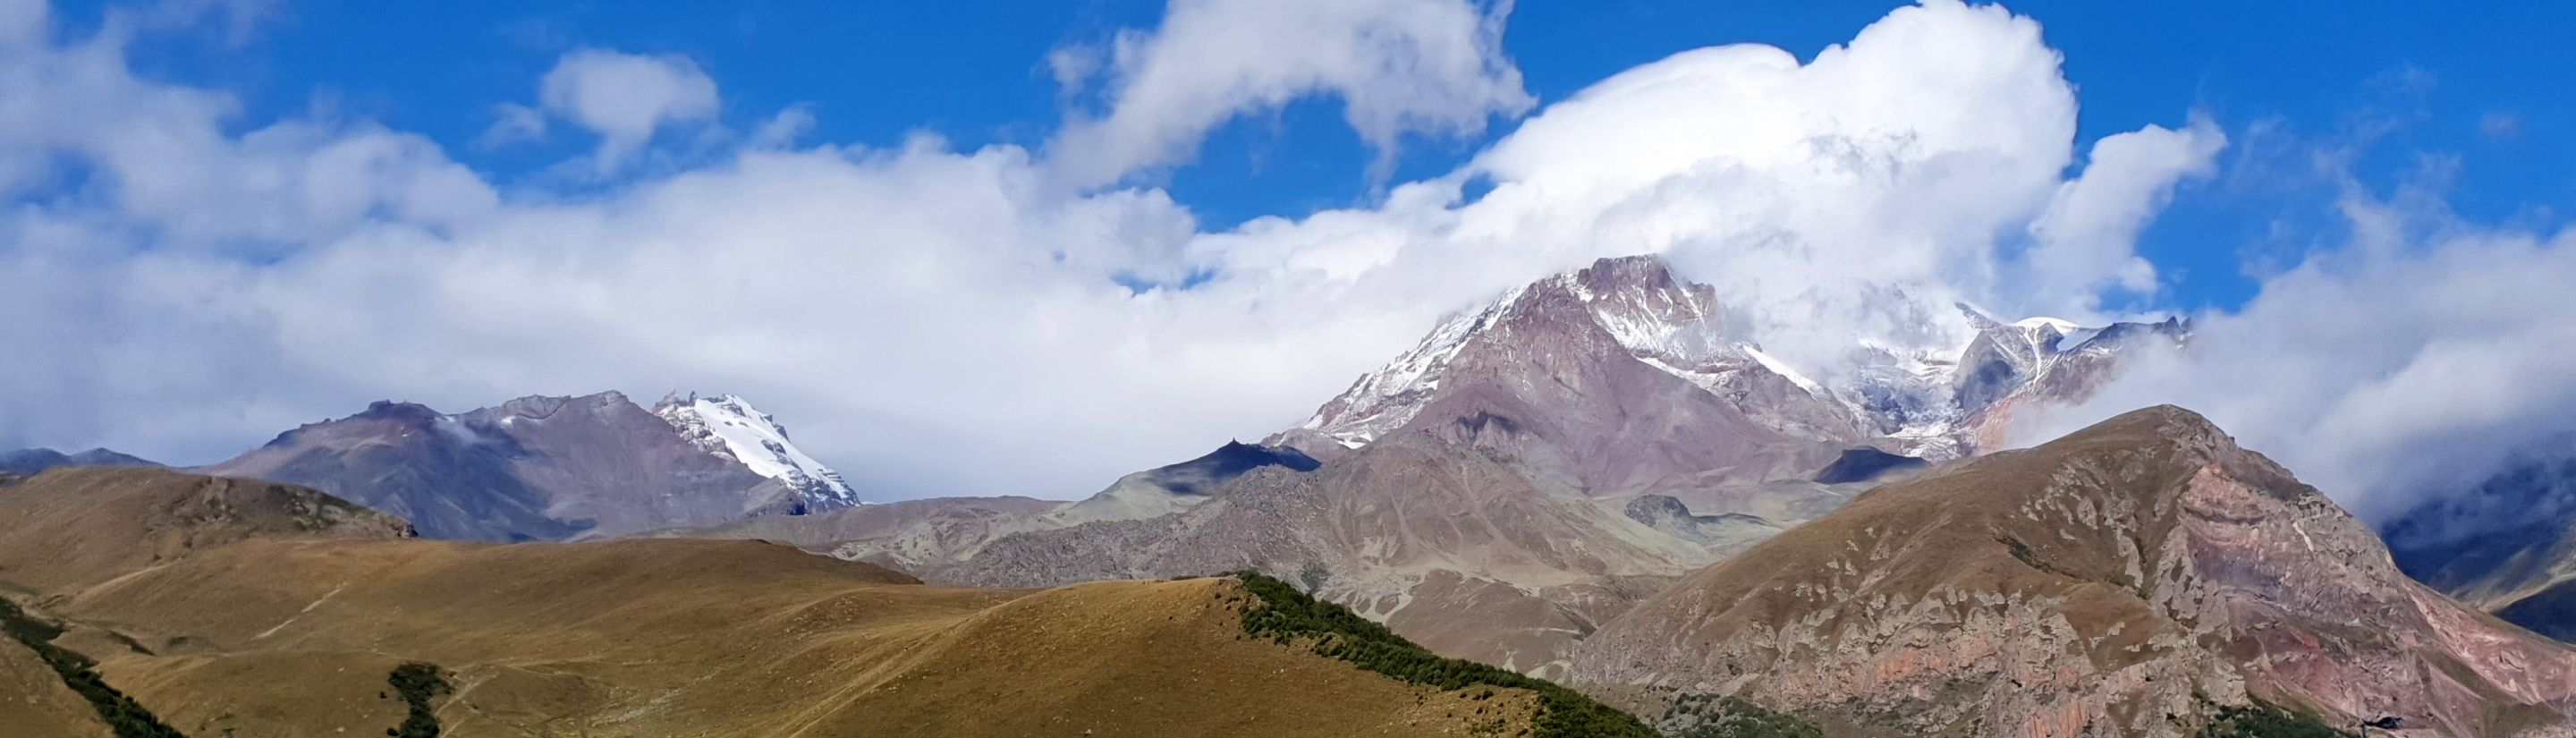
[657,440,1323,572]
[657,493,1064,570]
[41,539,1547,738]
[0,466,414,593]
[944,431,1744,677]
[0,471,1557,738]
[1572,405,2576,738]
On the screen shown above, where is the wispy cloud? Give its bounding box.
[2482,111,2525,141]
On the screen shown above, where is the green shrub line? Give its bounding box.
[1222,569,1658,738]
[2199,700,2358,738]
[1663,693,1823,738]
[386,662,453,738]
[0,596,186,737]
[0,571,2377,738]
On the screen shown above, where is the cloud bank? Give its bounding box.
[2,0,2567,513]
[2015,190,2576,521]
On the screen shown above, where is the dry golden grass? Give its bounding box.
[0,636,111,738]
[3,469,1544,738]
[0,466,411,594]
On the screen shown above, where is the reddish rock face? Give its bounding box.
[1572,405,2576,738]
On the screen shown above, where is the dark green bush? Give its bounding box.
[0,597,185,737]
[386,662,452,737]
[1224,569,1656,738]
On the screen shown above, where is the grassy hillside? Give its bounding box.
[0,465,1563,738]
[0,597,181,737]
[1227,569,1658,738]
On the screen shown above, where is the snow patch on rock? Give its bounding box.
[655,393,861,506]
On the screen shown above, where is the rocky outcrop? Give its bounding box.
[0,466,415,592]
[1623,495,1784,555]
[667,494,1062,573]
[1572,405,2576,738]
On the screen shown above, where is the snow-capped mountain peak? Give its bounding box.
[1284,258,2187,463]
[1289,283,1528,448]
[654,392,861,506]
[1288,255,1851,451]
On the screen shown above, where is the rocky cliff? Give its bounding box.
[1572,406,2576,738]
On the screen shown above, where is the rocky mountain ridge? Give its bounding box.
[200,390,856,540]
[1276,256,2187,467]
[1271,255,1869,479]
[689,255,2189,677]
[0,447,157,475]
[1572,406,2576,738]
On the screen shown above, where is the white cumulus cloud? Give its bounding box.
[2012,197,2576,521]
[2021,116,2226,312]
[1047,0,1533,185]
[537,48,721,172]
[8,0,2561,515]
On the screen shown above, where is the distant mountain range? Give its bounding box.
[191,390,859,540]
[10,391,861,543]
[0,446,157,475]
[2385,436,2576,640]
[688,256,2190,676]
[13,253,2575,735]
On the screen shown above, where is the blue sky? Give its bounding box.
[8,0,2575,508]
[48,0,2575,314]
